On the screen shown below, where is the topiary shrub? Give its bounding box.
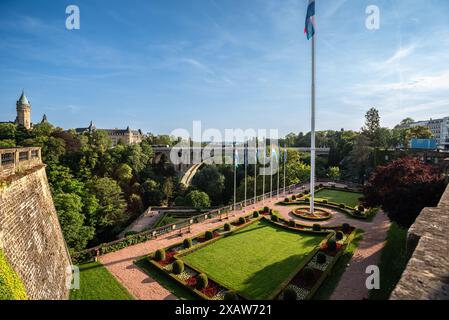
[154,249,166,261]
[342,223,351,234]
[224,223,231,231]
[172,260,184,274]
[302,267,315,283]
[358,205,365,212]
[292,195,296,200]
[183,238,192,249]
[196,273,208,289]
[312,224,321,231]
[263,206,269,212]
[316,252,326,264]
[282,287,297,300]
[253,211,259,218]
[322,199,328,204]
[304,190,309,195]
[271,215,279,222]
[335,231,344,241]
[238,217,245,225]
[319,184,324,187]
[224,291,238,300]
[298,193,303,198]
[327,238,337,252]
[289,220,295,227]
[205,231,213,240]
[339,203,346,209]
[284,198,290,202]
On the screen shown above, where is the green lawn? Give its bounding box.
[315,189,362,207]
[181,219,325,300]
[369,222,409,300]
[70,262,134,300]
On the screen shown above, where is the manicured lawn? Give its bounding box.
[181,219,325,300]
[70,262,134,300]
[369,222,409,300]
[315,189,362,207]
[313,229,364,300]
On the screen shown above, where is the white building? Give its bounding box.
[398,117,449,150]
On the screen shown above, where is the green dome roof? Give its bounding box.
[17,90,30,106]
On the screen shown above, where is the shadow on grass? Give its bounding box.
[134,258,198,300]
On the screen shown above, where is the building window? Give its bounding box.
[31,150,39,158]
[1,152,14,165]
[19,151,29,161]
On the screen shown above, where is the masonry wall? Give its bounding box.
[0,166,71,300]
[390,184,449,300]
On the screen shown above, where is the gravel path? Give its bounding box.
[99,184,390,300]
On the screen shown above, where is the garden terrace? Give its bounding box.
[140,209,357,300]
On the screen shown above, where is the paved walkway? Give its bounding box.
[99,184,390,300]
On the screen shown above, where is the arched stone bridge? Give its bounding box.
[151,145,330,186]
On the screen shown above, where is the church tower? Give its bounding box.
[16,90,31,129]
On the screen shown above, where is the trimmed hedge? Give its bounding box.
[302,267,315,283]
[336,231,344,241]
[205,231,213,240]
[0,249,28,300]
[342,223,351,234]
[253,211,259,218]
[183,238,192,249]
[312,224,321,232]
[173,260,184,274]
[196,273,208,290]
[316,252,326,264]
[238,217,245,225]
[288,220,296,227]
[271,215,279,222]
[283,287,297,300]
[154,249,166,261]
[327,238,337,252]
[224,223,231,232]
[224,290,238,300]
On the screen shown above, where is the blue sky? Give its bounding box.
[1,0,449,137]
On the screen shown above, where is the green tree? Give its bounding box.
[185,190,211,210]
[53,193,95,251]
[90,177,127,228]
[192,165,226,205]
[327,166,340,181]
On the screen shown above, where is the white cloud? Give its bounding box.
[381,45,416,66]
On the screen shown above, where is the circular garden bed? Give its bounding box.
[292,206,332,221]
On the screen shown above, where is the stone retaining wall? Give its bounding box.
[0,166,71,300]
[390,184,449,300]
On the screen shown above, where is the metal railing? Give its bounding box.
[0,147,42,179]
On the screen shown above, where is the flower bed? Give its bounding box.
[293,206,332,221]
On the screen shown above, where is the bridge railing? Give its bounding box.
[0,147,42,179]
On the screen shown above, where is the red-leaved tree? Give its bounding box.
[361,157,446,228]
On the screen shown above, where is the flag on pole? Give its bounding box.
[304,0,316,40]
[271,147,278,163]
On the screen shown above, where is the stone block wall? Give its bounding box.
[390,184,449,300]
[0,166,71,300]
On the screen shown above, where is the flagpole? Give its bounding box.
[244,141,247,210]
[233,141,237,216]
[262,141,265,205]
[270,145,273,200]
[283,147,286,196]
[277,145,280,199]
[310,27,316,215]
[254,137,257,208]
